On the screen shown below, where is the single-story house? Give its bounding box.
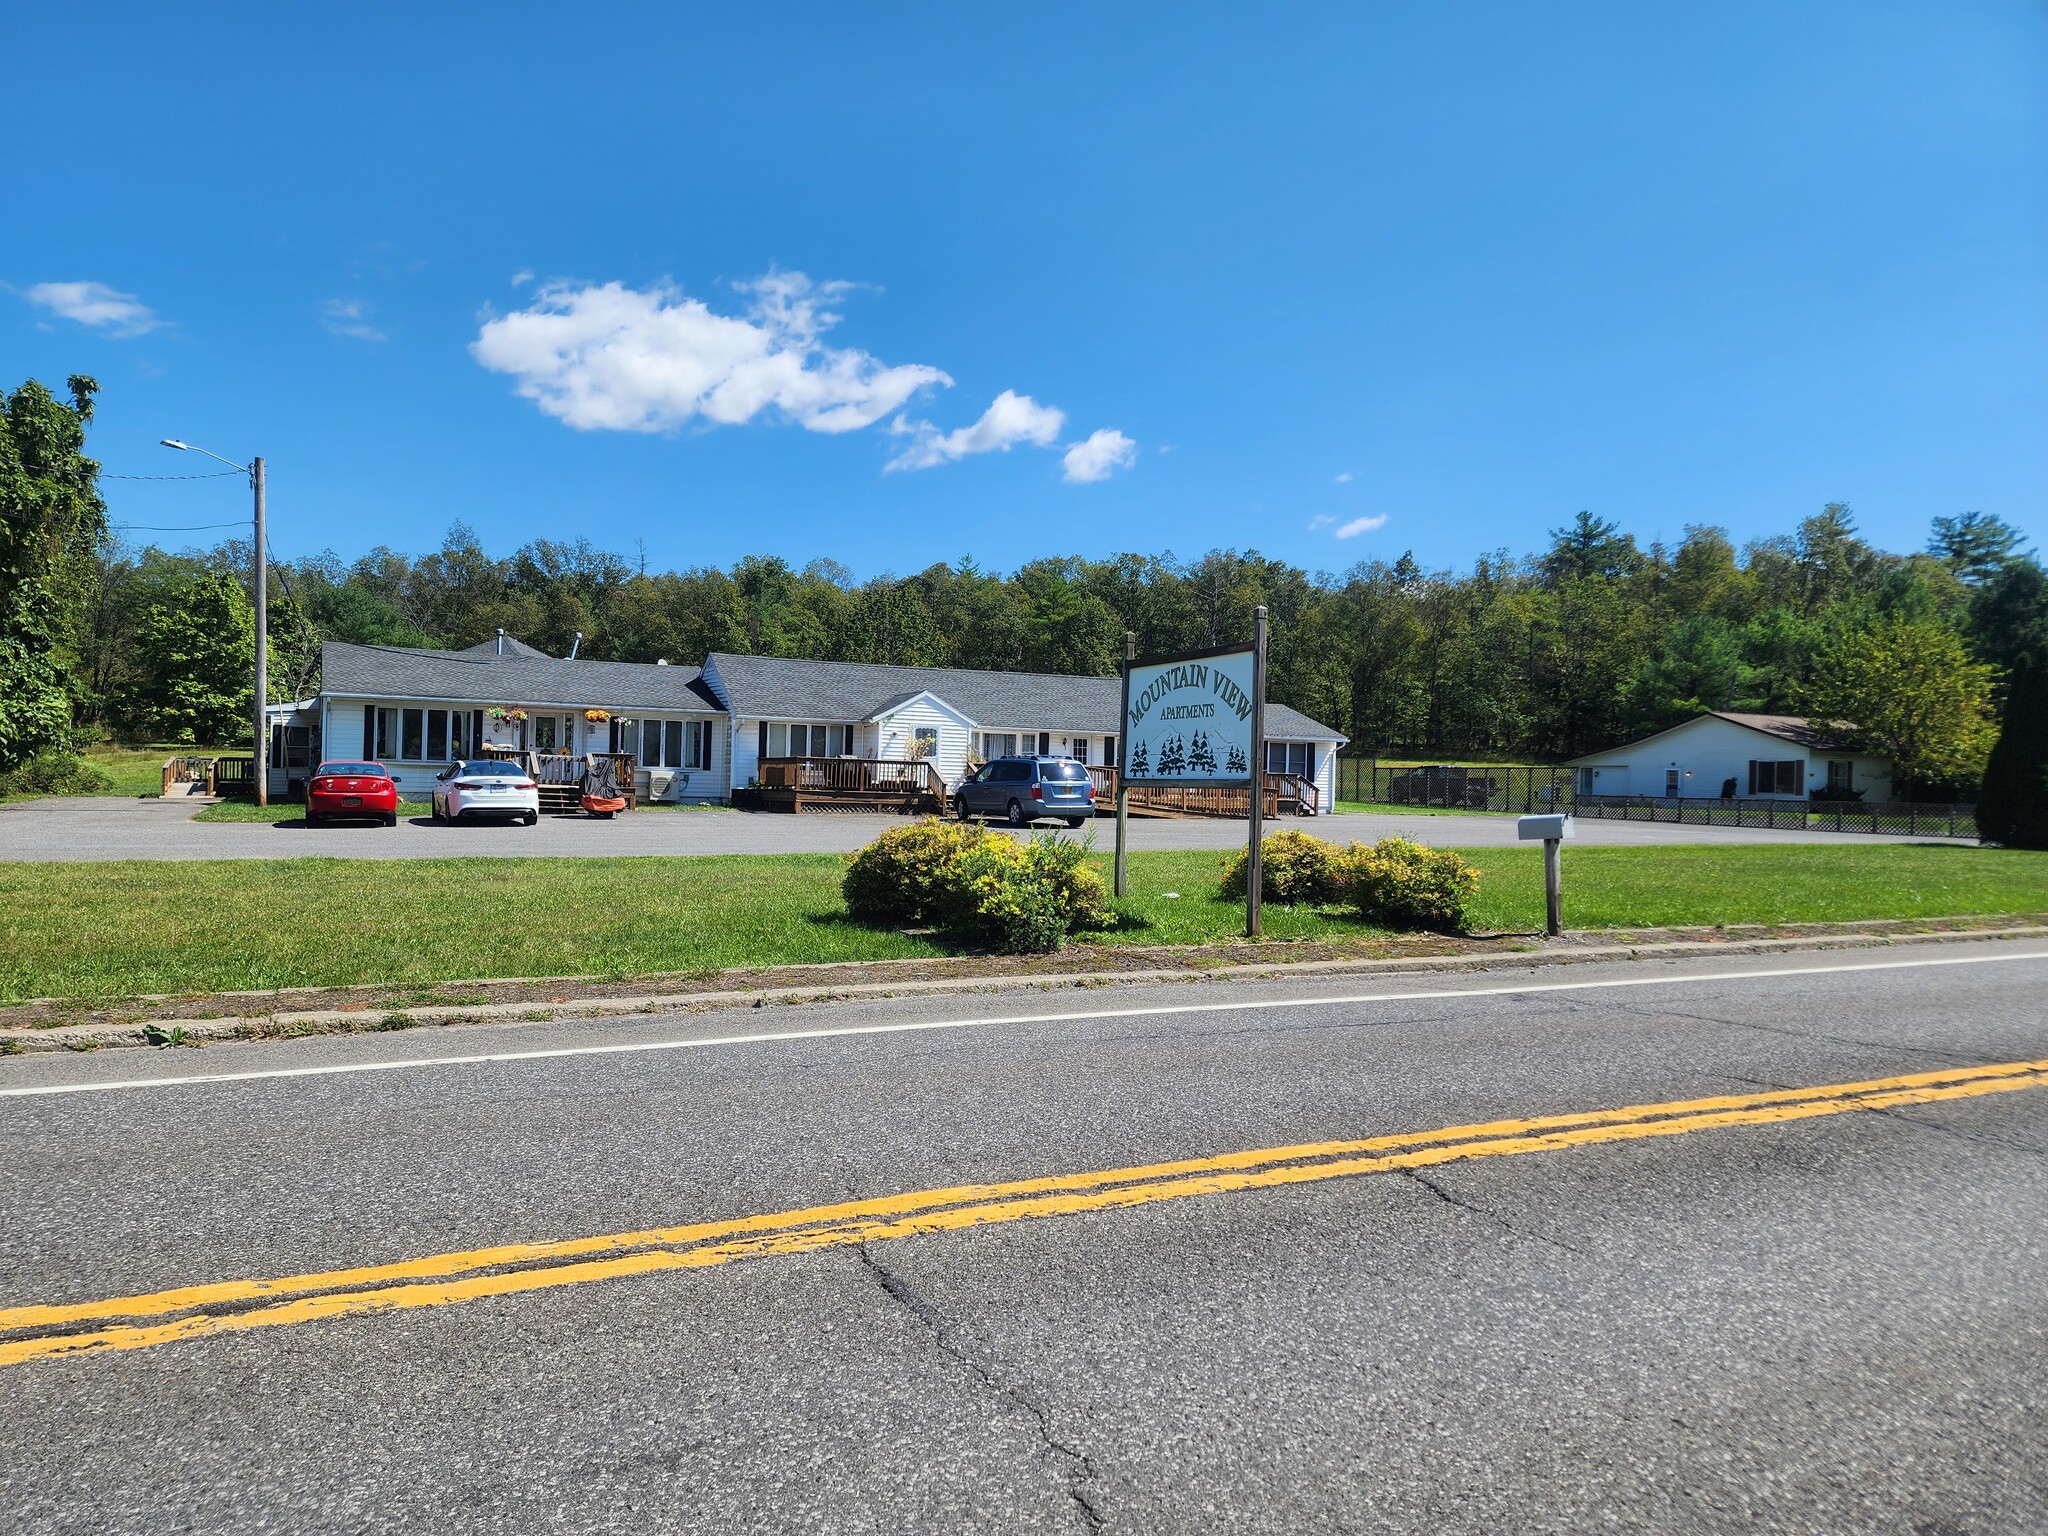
[294,636,1348,808]
[1564,713,1893,802]
[307,635,726,801]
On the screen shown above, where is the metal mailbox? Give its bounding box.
[1516,813,1575,841]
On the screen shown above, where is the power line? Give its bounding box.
[111,520,247,532]
[101,469,247,481]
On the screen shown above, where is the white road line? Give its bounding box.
[5,948,2044,1101]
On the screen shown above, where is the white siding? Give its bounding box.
[873,697,974,788]
[1577,717,1894,800]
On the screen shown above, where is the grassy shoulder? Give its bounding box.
[1,843,2043,1003]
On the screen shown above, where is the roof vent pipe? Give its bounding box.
[495,627,505,656]
[568,631,583,660]
[656,658,668,666]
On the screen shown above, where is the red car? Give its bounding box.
[306,760,401,827]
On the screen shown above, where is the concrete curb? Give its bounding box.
[7,922,2045,1056]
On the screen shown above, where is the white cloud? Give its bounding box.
[1335,514,1388,539]
[888,390,1065,472]
[1333,471,1353,483]
[23,281,161,336]
[1060,428,1139,484]
[322,298,387,342]
[471,272,951,436]
[1308,514,1335,530]
[510,269,534,288]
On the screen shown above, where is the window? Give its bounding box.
[1665,769,1680,797]
[641,719,712,770]
[984,733,1017,759]
[1070,739,1088,765]
[534,715,557,752]
[609,719,638,756]
[426,711,448,762]
[1265,742,1314,777]
[401,709,424,761]
[1747,759,1804,795]
[1827,760,1854,792]
[767,723,850,758]
[911,727,939,759]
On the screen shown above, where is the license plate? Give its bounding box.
[343,796,361,807]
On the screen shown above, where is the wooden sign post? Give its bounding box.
[1247,605,1267,939]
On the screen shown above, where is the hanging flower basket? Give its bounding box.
[491,707,527,722]
[584,709,611,723]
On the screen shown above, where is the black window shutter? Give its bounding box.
[365,705,377,759]
[758,720,769,760]
[1039,731,1050,755]
[1747,761,1757,795]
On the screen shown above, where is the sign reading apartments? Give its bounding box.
[1123,647,1257,784]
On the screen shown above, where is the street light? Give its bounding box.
[161,439,268,808]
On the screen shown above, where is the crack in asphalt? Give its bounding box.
[853,1242,1105,1532]
[1622,1001,1996,1067]
[1398,1168,1586,1255]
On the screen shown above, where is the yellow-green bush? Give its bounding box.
[843,821,1114,951]
[1333,837,1480,931]
[842,818,988,924]
[1218,829,1340,905]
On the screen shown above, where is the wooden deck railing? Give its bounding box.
[758,756,945,800]
[1084,765,1319,818]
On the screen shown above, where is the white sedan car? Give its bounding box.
[432,759,541,825]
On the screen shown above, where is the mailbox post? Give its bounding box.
[1516,813,1574,936]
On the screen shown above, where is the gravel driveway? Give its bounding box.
[0,794,1975,861]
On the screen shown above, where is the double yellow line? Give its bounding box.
[5,1056,2044,1369]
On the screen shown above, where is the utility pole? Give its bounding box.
[161,439,267,807]
[252,457,267,808]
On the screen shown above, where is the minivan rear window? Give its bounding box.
[1041,761,1087,781]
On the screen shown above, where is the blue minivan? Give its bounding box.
[954,756,1097,828]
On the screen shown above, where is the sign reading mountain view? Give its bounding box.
[1122,646,1258,784]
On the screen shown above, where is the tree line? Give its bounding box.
[5,374,2045,796]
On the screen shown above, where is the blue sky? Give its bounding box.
[4,4,2043,577]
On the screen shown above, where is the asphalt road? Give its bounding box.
[2,943,2044,1533]
[0,792,1975,860]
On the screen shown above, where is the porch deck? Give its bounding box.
[481,747,639,813]
[749,756,947,815]
[1086,766,1322,818]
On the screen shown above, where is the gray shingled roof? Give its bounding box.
[706,652,1346,741]
[454,635,553,660]
[322,641,721,713]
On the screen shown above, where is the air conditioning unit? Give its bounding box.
[647,769,677,802]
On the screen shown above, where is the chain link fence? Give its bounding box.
[1336,760,1574,813]
[1575,795,1978,838]
[1336,758,1977,838]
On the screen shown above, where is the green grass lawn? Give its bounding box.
[191,800,436,824]
[84,742,232,798]
[2,844,2043,1004]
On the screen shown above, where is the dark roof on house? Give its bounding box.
[454,635,553,660]
[705,652,1347,741]
[1565,710,1866,763]
[1708,712,1861,752]
[321,641,721,713]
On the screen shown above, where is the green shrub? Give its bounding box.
[844,821,1113,952]
[933,832,1114,954]
[1219,829,1340,904]
[842,818,989,924]
[1333,836,1480,931]
[0,752,114,798]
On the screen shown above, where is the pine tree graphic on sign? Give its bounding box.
[1157,733,1186,775]
[1130,740,1150,777]
[1188,730,1216,774]
[1225,742,1247,775]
